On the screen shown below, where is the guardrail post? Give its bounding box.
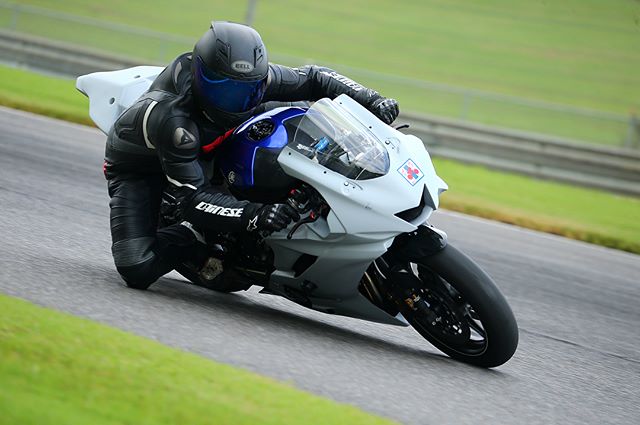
[158,40,168,64]
[460,91,473,121]
[9,4,21,31]
[245,0,258,26]
[624,113,639,149]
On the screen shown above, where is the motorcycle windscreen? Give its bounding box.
[289,98,390,180]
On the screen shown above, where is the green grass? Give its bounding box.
[435,159,640,253]
[0,66,90,124]
[2,0,639,145]
[0,294,397,425]
[1,64,638,253]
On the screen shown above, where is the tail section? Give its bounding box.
[76,66,163,134]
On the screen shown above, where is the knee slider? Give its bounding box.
[112,237,158,289]
[116,261,158,290]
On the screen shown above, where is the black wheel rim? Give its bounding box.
[407,263,489,356]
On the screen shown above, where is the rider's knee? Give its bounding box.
[116,262,158,290]
[112,237,159,290]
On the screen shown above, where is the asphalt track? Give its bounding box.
[1,106,639,424]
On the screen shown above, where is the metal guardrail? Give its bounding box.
[403,112,640,195]
[1,30,639,196]
[0,30,140,76]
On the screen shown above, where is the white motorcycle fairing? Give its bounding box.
[265,95,447,325]
[76,66,163,134]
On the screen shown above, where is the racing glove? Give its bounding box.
[242,203,300,234]
[370,97,399,125]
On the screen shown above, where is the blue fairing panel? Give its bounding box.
[217,107,306,189]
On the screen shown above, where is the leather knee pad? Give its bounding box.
[112,236,160,290]
[116,261,159,290]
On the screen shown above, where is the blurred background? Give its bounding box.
[2,0,639,146]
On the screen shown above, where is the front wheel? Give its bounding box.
[384,244,518,367]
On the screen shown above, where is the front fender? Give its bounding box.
[387,224,448,261]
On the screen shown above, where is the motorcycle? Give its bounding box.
[77,66,518,368]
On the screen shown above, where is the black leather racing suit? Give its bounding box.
[105,53,389,288]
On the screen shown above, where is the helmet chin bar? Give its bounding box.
[200,103,255,129]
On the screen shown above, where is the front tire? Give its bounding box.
[389,244,518,367]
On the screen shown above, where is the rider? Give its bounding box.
[104,21,399,290]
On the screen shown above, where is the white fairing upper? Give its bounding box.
[76,66,163,134]
[278,95,447,240]
[266,95,448,325]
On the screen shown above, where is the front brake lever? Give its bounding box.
[287,210,319,239]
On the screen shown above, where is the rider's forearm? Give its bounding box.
[264,64,384,108]
[180,187,254,233]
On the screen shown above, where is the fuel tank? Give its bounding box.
[217,106,306,203]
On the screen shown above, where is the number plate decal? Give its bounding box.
[398,159,424,186]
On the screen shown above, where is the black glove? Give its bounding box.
[159,189,180,226]
[243,203,300,234]
[370,97,399,124]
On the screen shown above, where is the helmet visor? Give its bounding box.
[194,57,267,113]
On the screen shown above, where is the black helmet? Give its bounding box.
[192,21,269,126]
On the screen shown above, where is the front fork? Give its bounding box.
[359,224,448,316]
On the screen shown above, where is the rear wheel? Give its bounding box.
[383,244,518,367]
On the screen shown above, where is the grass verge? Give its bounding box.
[1,64,638,254]
[0,294,397,425]
[436,160,640,254]
[0,66,92,125]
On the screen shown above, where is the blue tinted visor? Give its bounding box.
[194,57,267,113]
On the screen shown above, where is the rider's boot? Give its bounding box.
[176,221,226,287]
